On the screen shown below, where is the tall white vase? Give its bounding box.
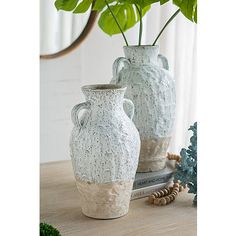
[112,46,176,172]
[70,84,140,219]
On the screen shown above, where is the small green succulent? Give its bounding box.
[40,223,61,236]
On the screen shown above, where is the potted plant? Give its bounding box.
[55,0,197,172]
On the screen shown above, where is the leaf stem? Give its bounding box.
[135,4,142,46]
[104,0,129,46]
[152,9,180,46]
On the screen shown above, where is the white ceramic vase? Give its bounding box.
[111,46,176,172]
[70,84,140,219]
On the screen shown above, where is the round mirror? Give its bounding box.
[40,0,97,59]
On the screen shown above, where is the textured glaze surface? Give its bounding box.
[112,46,176,172]
[76,178,133,219]
[70,85,140,184]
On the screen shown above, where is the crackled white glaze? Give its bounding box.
[70,84,140,184]
[70,84,140,218]
[111,46,176,172]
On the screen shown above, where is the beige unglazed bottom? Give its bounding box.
[137,137,171,172]
[75,178,133,219]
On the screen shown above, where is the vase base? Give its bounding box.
[137,137,171,172]
[82,209,129,220]
[76,179,133,219]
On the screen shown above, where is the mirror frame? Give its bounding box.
[40,11,97,59]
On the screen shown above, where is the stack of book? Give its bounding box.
[131,161,175,200]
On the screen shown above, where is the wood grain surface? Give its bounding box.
[40,161,197,236]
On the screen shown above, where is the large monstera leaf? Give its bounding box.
[55,0,93,12]
[98,3,151,35]
[96,0,163,35]
[73,0,93,13]
[93,0,116,11]
[55,0,80,11]
[119,0,168,8]
[173,0,197,23]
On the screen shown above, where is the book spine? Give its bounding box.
[133,173,173,189]
[131,182,171,200]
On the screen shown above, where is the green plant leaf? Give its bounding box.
[142,4,151,15]
[73,0,93,13]
[40,223,61,236]
[173,0,197,23]
[93,0,116,11]
[98,3,137,35]
[55,0,79,11]
[126,4,137,28]
[160,0,169,4]
[120,0,167,8]
[194,5,197,23]
[136,5,151,21]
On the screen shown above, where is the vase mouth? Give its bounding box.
[123,45,159,49]
[123,45,159,64]
[82,84,127,92]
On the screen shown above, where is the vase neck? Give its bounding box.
[123,46,159,65]
[82,85,125,112]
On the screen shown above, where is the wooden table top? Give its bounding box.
[40,161,197,236]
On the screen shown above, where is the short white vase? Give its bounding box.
[70,84,140,219]
[112,46,176,172]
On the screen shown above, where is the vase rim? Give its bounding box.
[82,84,127,92]
[123,45,159,49]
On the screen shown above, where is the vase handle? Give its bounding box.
[157,54,169,70]
[71,101,91,127]
[112,57,130,84]
[123,98,135,120]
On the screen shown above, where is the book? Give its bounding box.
[133,162,174,190]
[131,180,173,200]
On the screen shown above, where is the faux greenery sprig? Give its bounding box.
[40,223,61,236]
[55,0,197,46]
